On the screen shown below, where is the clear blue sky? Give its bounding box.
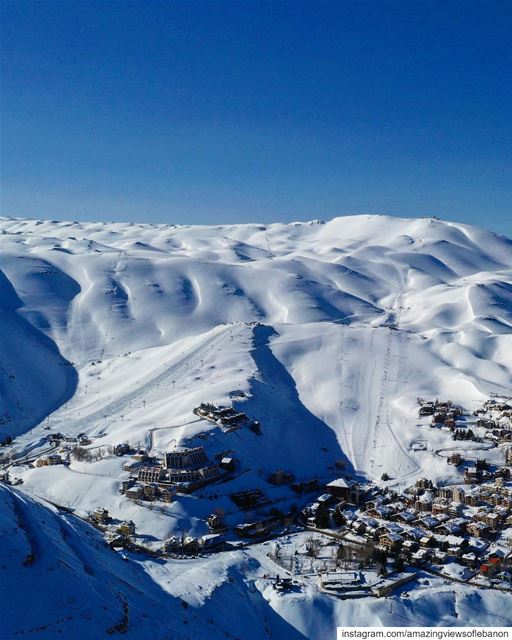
[1,0,511,235]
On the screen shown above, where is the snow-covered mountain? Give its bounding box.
[1,214,512,636]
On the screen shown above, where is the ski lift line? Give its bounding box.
[46,323,243,433]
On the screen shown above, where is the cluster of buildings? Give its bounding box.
[120,444,225,501]
[418,399,463,428]
[36,453,65,467]
[88,507,137,548]
[193,402,261,434]
[327,475,512,585]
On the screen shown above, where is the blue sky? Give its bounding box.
[1,0,511,235]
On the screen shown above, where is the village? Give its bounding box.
[2,395,512,600]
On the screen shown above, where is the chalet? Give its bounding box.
[125,485,143,500]
[445,502,462,518]
[379,532,402,552]
[433,550,448,564]
[91,507,110,525]
[411,548,431,565]
[160,487,176,503]
[401,540,419,554]
[461,552,477,568]
[398,527,423,543]
[365,505,394,519]
[467,522,491,539]
[432,498,450,515]
[36,454,63,467]
[414,491,433,511]
[162,536,182,554]
[326,478,362,504]
[207,513,228,533]
[443,535,468,554]
[350,520,368,536]
[464,492,479,507]
[182,536,200,554]
[143,483,158,500]
[116,521,135,537]
[435,521,463,536]
[104,532,127,548]
[447,453,462,466]
[414,515,439,530]
[200,533,225,552]
[395,510,417,525]
[419,535,434,548]
[120,479,135,494]
[415,478,434,491]
[114,443,130,456]
[464,467,479,483]
[484,513,502,530]
[487,549,508,566]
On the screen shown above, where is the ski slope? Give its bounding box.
[1,213,512,634]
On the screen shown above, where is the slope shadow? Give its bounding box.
[0,268,78,435]
[239,323,356,479]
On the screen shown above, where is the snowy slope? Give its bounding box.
[1,213,512,635]
[1,215,511,479]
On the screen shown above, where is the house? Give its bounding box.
[433,550,448,564]
[36,454,63,467]
[207,513,228,533]
[411,548,431,565]
[461,552,477,568]
[394,510,416,525]
[419,535,434,548]
[414,515,439,530]
[325,478,362,504]
[160,487,176,503]
[114,443,130,456]
[485,513,502,531]
[432,498,450,515]
[447,502,463,516]
[447,453,462,466]
[464,492,479,507]
[91,507,110,524]
[467,522,491,539]
[435,522,462,536]
[125,485,143,500]
[143,483,158,500]
[401,540,419,554]
[116,521,135,537]
[200,533,225,552]
[415,491,433,512]
[379,532,402,552]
